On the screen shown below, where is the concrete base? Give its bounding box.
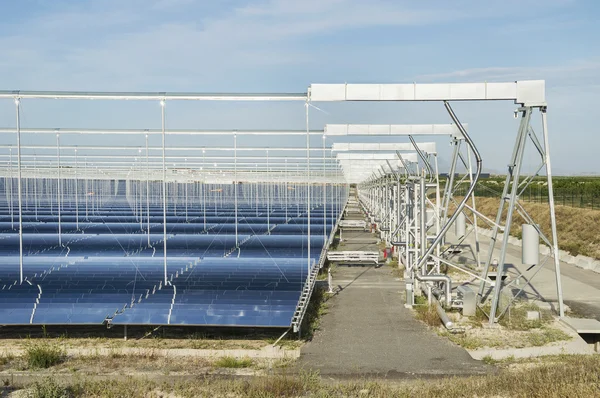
[468,322,595,360]
[561,317,600,334]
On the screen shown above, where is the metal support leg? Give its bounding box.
[541,109,565,317]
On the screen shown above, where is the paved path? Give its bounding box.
[298,264,488,378]
[299,193,488,378]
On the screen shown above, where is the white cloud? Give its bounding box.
[0,0,581,91]
[414,59,600,87]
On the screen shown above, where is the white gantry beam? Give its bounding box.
[325,123,465,139]
[336,153,418,162]
[310,80,545,106]
[0,91,307,101]
[332,142,436,153]
[0,128,324,136]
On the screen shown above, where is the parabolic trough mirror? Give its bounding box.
[0,80,563,332]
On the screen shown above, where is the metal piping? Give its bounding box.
[408,136,434,181]
[413,102,482,274]
[415,274,452,307]
[434,297,454,329]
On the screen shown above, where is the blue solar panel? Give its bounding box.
[0,182,347,326]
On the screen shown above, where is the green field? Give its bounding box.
[450,176,600,209]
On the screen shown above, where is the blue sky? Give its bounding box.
[0,0,599,175]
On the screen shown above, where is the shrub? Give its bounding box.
[25,342,65,369]
[27,378,74,398]
[414,302,441,327]
[214,356,253,368]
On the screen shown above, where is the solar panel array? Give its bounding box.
[0,179,345,328]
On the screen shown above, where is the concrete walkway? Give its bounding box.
[298,264,488,378]
[298,220,488,378]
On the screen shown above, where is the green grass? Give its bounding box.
[300,286,328,340]
[526,328,572,347]
[439,330,493,350]
[25,341,65,369]
[213,356,254,368]
[496,302,563,331]
[414,303,441,328]
[481,355,496,365]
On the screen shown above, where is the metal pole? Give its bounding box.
[234,133,238,247]
[203,148,206,231]
[323,134,326,243]
[306,101,311,277]
[33,156,38,220]
[285,159,288,221]
[146,134,150,246]
[85,158,88,220]
[185,158,188,222]
[75,148,79,230]
[138,150,143,231]
[15,99,23,283]
[541,109,565,317]
[9,148,13,230]
[487,108,532,324]
[267,150,270,233]
[160,100,168,285]
[466,145,482,268]
[56,133,62,246]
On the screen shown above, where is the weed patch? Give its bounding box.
[27,377,75,398]
[300,285,328,340]
[25,342,65,369]
[414,303,441,327]
[214,356,253,368]
[14,355,600,398]
[526,328,572,347]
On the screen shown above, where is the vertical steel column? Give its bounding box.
[15,99,24,283]
[75,149,79,230]
[160,100,168,285]
[56,133,62,246]
[420,177,427,274]
[9,149,13,230]
[285,159,288,221]
[306,101,311,278]
[487,107,532,324]
[139,150,143,231]
[234,133,238,247]
[33,156,38,220]
[85,158,88,220]
[255,163,259,217]
[185,158,188,222]
[202,149,206,231]
[466,145,482,268]
[541,109,565,317]
[145,134,150,246]
[266,150,270,233]
[322,135,327,242]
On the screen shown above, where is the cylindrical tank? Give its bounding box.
[426,209,435,225]
[454,211,466,237]
[522,224,539,265]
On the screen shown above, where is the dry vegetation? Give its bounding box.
[0,335,269,351]
[413,298,572,350]
[10,354,600,398]
[453,196,600,259]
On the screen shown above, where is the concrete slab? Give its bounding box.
[297,264,489,378]
[561,317,600,334]
[468,321,595,360]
